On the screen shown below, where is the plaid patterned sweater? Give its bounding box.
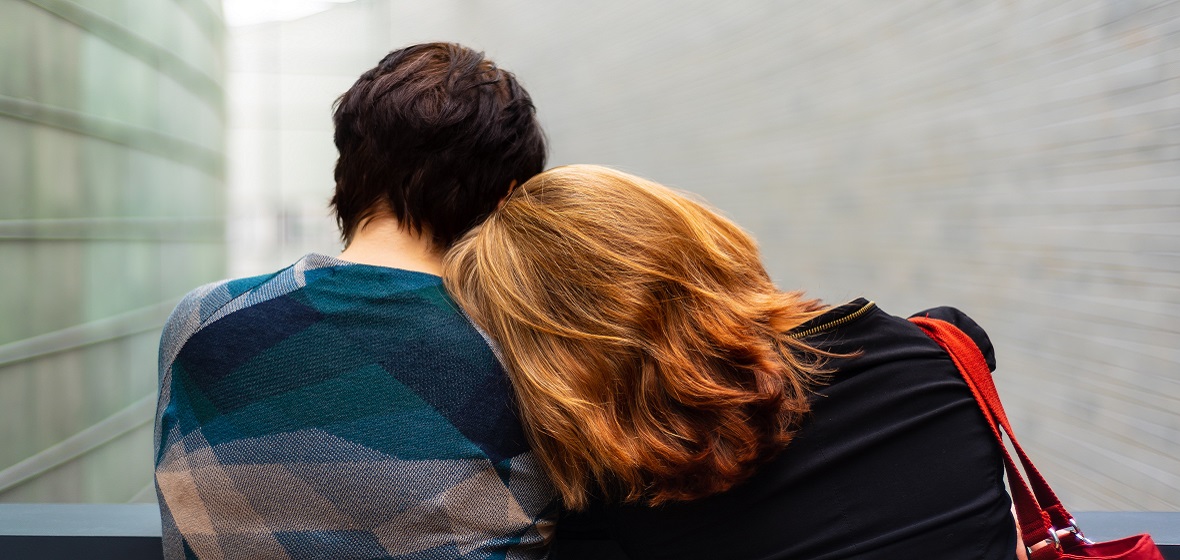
[154,253,555,560]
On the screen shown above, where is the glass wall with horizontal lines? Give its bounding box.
[0,0,226,502]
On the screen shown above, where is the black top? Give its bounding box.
[550,299,1016,560]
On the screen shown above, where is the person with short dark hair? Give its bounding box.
[154,43,554,560]
[331,42,547,251]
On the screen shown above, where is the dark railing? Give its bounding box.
[1,504,1178,559]
[1,504,164,560]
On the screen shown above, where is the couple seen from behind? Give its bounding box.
[155,42,1022,559]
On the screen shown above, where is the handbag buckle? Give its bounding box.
[1027,526,1064,556]
[1027,521,1095,556]
[1066,518,1094,545]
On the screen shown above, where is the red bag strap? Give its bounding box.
[909,317,1077,556]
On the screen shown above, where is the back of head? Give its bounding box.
[443,164,828,510]
[332,42,546,248]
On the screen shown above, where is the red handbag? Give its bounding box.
[909,316,1165,560]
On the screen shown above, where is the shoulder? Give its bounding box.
[160,253,351,339]
[179,273,276,321]
[795,299,997,373]
[157,260,308,374]
[164,272,274,332]
[907,306,996,371]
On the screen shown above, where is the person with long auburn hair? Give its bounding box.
[443,165,1022,559]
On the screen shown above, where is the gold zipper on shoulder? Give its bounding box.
[787,301,877,339]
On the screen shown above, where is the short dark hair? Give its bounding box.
[330,42,547,248]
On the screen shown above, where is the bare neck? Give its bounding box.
[337,215,443,276]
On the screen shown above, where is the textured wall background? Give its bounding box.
[522,0,1180,511]
[16,0,1174,510]
[228,0,1179,511]
[0,0,226,502]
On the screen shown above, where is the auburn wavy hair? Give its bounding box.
[443,165,829,510]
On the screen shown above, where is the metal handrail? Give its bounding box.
[0,504,1177,560]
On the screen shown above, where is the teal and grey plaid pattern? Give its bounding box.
[155,254,555,560]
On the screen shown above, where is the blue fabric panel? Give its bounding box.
[177,294,323,386]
